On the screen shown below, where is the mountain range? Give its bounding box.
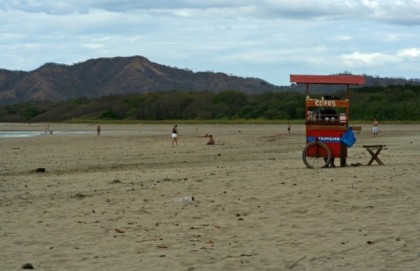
[1,55,419,105]
[0,56,284,105]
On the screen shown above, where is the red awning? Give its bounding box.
[290,74,365,85]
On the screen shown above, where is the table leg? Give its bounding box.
[366,147,384,165]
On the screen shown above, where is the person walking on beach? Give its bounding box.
[96,124,101,136]
[171,124,178,146]
[287,122,291,133]
[372,118,379,137]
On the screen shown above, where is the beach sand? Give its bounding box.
[1,123,419,270]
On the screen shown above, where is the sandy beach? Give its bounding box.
[1,123,419,270]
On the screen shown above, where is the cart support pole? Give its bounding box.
[340,142,347,167]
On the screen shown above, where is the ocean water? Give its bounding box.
[0,131,43,138]
[0,131,95,138]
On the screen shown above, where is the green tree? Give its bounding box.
[212,90,247,118]
[100,109,120,119]
[21,106,40,121]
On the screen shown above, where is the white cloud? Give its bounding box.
[3,0,420,24]
[367,0,420,25]
[398,48,420,58]
[340,51,400,67]
[333,35,353,41]
[341,48,420,69]
[82,43,105,50]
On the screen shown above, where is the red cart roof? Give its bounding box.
[290,74,365,85]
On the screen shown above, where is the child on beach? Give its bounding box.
[171,124,178,146]
[372,118,379,136]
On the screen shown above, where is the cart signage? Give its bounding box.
[307,136,340,143]
[315,100,336,107]
[306,99,348,108]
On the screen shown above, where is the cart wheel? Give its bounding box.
[302,141,331,169]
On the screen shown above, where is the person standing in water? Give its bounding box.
[171,124,178,146]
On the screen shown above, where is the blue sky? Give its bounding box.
[1,0,419,86]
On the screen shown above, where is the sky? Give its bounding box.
[1,0,419,86]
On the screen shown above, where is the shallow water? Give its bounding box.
[0,131,95,138]
[0,131,43,138]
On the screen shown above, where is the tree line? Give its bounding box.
[1,84,419,122]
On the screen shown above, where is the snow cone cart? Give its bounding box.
[290,74,365,168]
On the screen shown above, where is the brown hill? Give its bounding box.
[0,56,282,105]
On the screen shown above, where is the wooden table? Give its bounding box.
[363,144,386,165]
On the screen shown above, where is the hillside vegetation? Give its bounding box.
[1,84,419,122]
